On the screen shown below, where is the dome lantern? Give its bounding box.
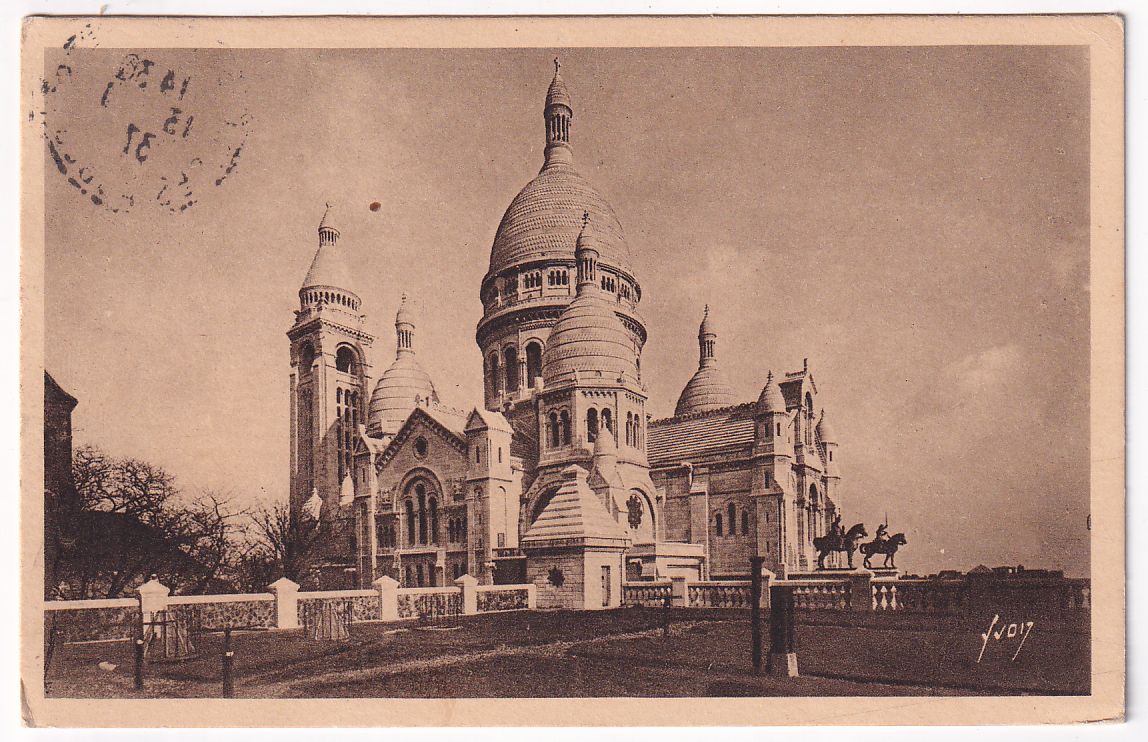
[544,56,573,166]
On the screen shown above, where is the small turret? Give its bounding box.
[755,370,791,450]
[816,408,840,475]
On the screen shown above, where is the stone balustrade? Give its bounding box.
[45,570,1091,646]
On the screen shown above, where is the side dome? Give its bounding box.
[488,165,631,278]
[675,366,737,416]
[367,357,439,437]
[541,218,638,388]
[674,305,736,416]
[367,296,439,438]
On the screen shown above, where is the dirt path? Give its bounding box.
[246,623,689,697]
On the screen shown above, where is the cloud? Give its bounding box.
[943,344,1024,397]
[902,344,1027,423]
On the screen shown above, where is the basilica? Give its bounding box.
[286,62,845,608]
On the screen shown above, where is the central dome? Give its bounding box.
[488,162,632,278]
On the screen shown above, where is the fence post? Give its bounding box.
[455,573,479,615]
[750,556,764,674]
[373,575,400,621]
[267,577,301,629]
[221,628,234,698]
[767,584,799,678]
[670,575,688,607]
[136,575,170,626]
[847,568,874,612]
[525,583,537,610]
[133,635,145,690]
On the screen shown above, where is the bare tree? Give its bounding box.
[54,445,244,599]
[231,500,323,591]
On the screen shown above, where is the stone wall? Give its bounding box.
[527,551,585,609]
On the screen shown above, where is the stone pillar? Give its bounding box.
[455,573,478,615]
[670,575,689,607]
[373,575,400,622]
[136,575,170,625]
[525,583,537,609]
[847,568,874,612]
[268,577,300,630]
[484,561,497,586]
[759,566,775,609]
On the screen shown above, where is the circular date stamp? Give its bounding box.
[34,27,252,215]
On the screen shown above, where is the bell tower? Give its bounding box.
[287,205,374,575]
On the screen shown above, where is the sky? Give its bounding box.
[43,46,1090,576]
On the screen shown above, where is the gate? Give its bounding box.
[142,606,201,661]
[415,591,462,628]
[301,598,354,641]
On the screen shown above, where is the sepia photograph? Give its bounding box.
[19,14,1124,727]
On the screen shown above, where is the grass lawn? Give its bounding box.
[44,607,1089,699]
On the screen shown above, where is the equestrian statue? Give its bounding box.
[859,520,908,569]
[812,515,868,569]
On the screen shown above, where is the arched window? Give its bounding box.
[715,512,723,537]
[335,346,358,374]
[587,408,599,443]
[504,346,519,391]
[560,410,571,445]
[298,342,315,373]
[525,342,543,386]
[602,409,613,436]
[404,500,415,546]
[548,411,560,448]
[728,503,737,536]
[741,510,750,536]
[487,352,501,397]
[626,412,634,446]
[429,498,439,543]
[415,483,428,544]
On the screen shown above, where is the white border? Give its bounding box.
[1,2,1136,740]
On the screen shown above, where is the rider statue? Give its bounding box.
[875,521,890,546]
[830,513,844,541]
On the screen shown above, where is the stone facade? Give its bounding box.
[287,62,846,603]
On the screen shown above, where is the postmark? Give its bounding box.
[34,27,251,215]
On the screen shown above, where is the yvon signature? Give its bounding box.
[977,614,1035,663]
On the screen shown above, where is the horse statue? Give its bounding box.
[860,533,908,569]
[812,523,868,569]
